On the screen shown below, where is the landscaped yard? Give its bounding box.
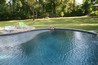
[0,16,98,31]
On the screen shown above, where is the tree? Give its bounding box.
[0,0,6,4]
[25,0,37,20]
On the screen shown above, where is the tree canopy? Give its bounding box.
[0,0,95,20]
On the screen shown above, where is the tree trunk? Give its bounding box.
[30,6,35,21]
[33,9,35,21]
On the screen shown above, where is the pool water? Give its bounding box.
[0,30,98,65]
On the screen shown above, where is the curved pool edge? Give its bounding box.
[0,28,97,47]
[54,28,98,35]
[0,28,97,36]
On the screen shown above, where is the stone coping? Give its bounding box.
[0,28,97,36]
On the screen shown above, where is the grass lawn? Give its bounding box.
[0,16,98,31]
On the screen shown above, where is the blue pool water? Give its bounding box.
[0,30,98,65]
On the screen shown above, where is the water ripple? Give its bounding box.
[0,30,98,65]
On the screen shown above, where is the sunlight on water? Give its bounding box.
[74,32,82,40]
[0,30,49,47]
[0,30,98,65]
[0,55,12,59]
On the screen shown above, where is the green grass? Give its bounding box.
[0,17,98,31]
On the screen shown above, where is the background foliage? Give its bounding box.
[0,0,96,20]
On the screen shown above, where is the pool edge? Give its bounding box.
[0,28,97,36]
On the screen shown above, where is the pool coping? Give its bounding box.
[0,28,97,36]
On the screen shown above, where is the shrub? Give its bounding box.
[61,12,64,17]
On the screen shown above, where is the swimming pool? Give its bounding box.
[0,29,98,65]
